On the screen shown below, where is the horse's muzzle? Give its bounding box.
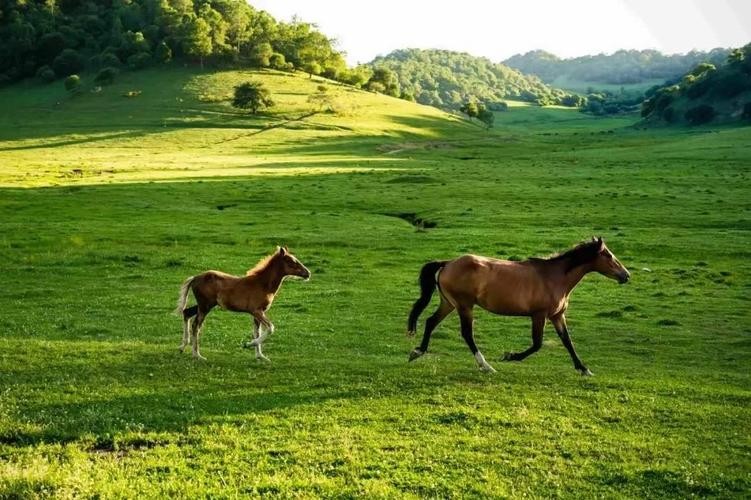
[618,272,630,284]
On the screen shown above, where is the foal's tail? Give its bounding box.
[174,276,195,315]
[407,260,448,335]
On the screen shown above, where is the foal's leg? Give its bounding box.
[409,298,454,361]
[458,307,496,372]
[252,317,270,362]
[191,308,209,361]
[179,305,198,353]
[502,312,545,362]
[550,314,592,376]
[249,311,274,347]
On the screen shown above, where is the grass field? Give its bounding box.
[1,67,750,498]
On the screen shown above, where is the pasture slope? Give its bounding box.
[0,67,749,498]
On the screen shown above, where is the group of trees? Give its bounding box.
[640,44,751,125]
[0,0,352,85]
[364,49,581,111]
[504,48,731,86]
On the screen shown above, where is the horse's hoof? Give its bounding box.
[241,341,253,349]
[408,349,424,362]
[256,355,270,362]
[480,363,497,373]
[580,368,594,377]
[193,354,207,361]
[406,330,415,337]
[501,352,514,361]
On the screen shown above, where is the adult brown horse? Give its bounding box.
[407,237,629,374]
[175,246,310,361]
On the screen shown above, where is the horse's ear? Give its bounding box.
[279,246,287,256]
[596,237,604,250]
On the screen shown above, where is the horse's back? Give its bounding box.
[441,255,546,315]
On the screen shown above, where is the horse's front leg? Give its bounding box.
[251,317,270,361]
[550,313,592,376]
[502,313,545,362]
[249,311,274,347]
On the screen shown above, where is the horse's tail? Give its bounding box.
[174,276,195,315]
[407,260,448,334]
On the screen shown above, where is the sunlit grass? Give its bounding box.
[0,65,749,498]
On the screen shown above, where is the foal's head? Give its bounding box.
[275,246,311,280]
[590,237,630,284]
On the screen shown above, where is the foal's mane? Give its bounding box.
[529,240,600,272]
[246,252,279,277]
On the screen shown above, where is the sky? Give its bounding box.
[249,0,751,65]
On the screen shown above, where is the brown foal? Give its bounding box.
[175,246,310,361]
[407,237,630,374]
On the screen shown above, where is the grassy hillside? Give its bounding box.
[641,46,751,126]
[1,67,750,498]
[0,67,468,187]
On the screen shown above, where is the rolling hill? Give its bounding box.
[367,48,579,109]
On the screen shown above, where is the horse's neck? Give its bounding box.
[557,261,592,296]
[258,264,285,294]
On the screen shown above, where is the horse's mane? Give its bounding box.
[246,252,279,277]
[529,240,600,272]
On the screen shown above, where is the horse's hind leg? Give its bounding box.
[503,313,545,362]
[191,307,210,361]
[409,298,454,361]
[179,305,198,353]
[458,307,495,372]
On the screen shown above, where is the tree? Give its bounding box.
[269,53,286,70]
[52,49,85,77]
[685,104,715,125]
[460,100,479,120]
[182,16,212,69]
[155,41,172,63]
[477,107,495,129]
[250,42,273,67]
[64,74,81,92]
[232,81,274,114]
[94,66,118,86]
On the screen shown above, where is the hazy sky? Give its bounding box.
[250,0,751,65]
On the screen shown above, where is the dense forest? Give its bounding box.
[366,49,580,110]
[504,49,731,86]
[0,0,378,86]
[640,44,751,125]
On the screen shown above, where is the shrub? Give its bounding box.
[269,53,286,70]
[367,81,385,93]
[741,102,751,120]
[662,106,675,123]
[685,105,715,125]
[155,42,172,64]
[64,74,81,92]
[101,52,122,68]
[94,67,118,86]
[127,52,151,70]
[36,65,56,83]
[52,49,85,77]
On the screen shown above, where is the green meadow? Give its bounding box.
[1,68,749,498]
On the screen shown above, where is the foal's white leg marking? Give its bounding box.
[474,351,496,373]
[250,322,274,347]
[252,321,269,361]
[192,321,206,361]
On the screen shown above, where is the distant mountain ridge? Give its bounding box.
[367,48,579,110]
[504,49,731,87]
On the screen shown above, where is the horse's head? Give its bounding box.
[591,237,630,284]
[277,246,311,280]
